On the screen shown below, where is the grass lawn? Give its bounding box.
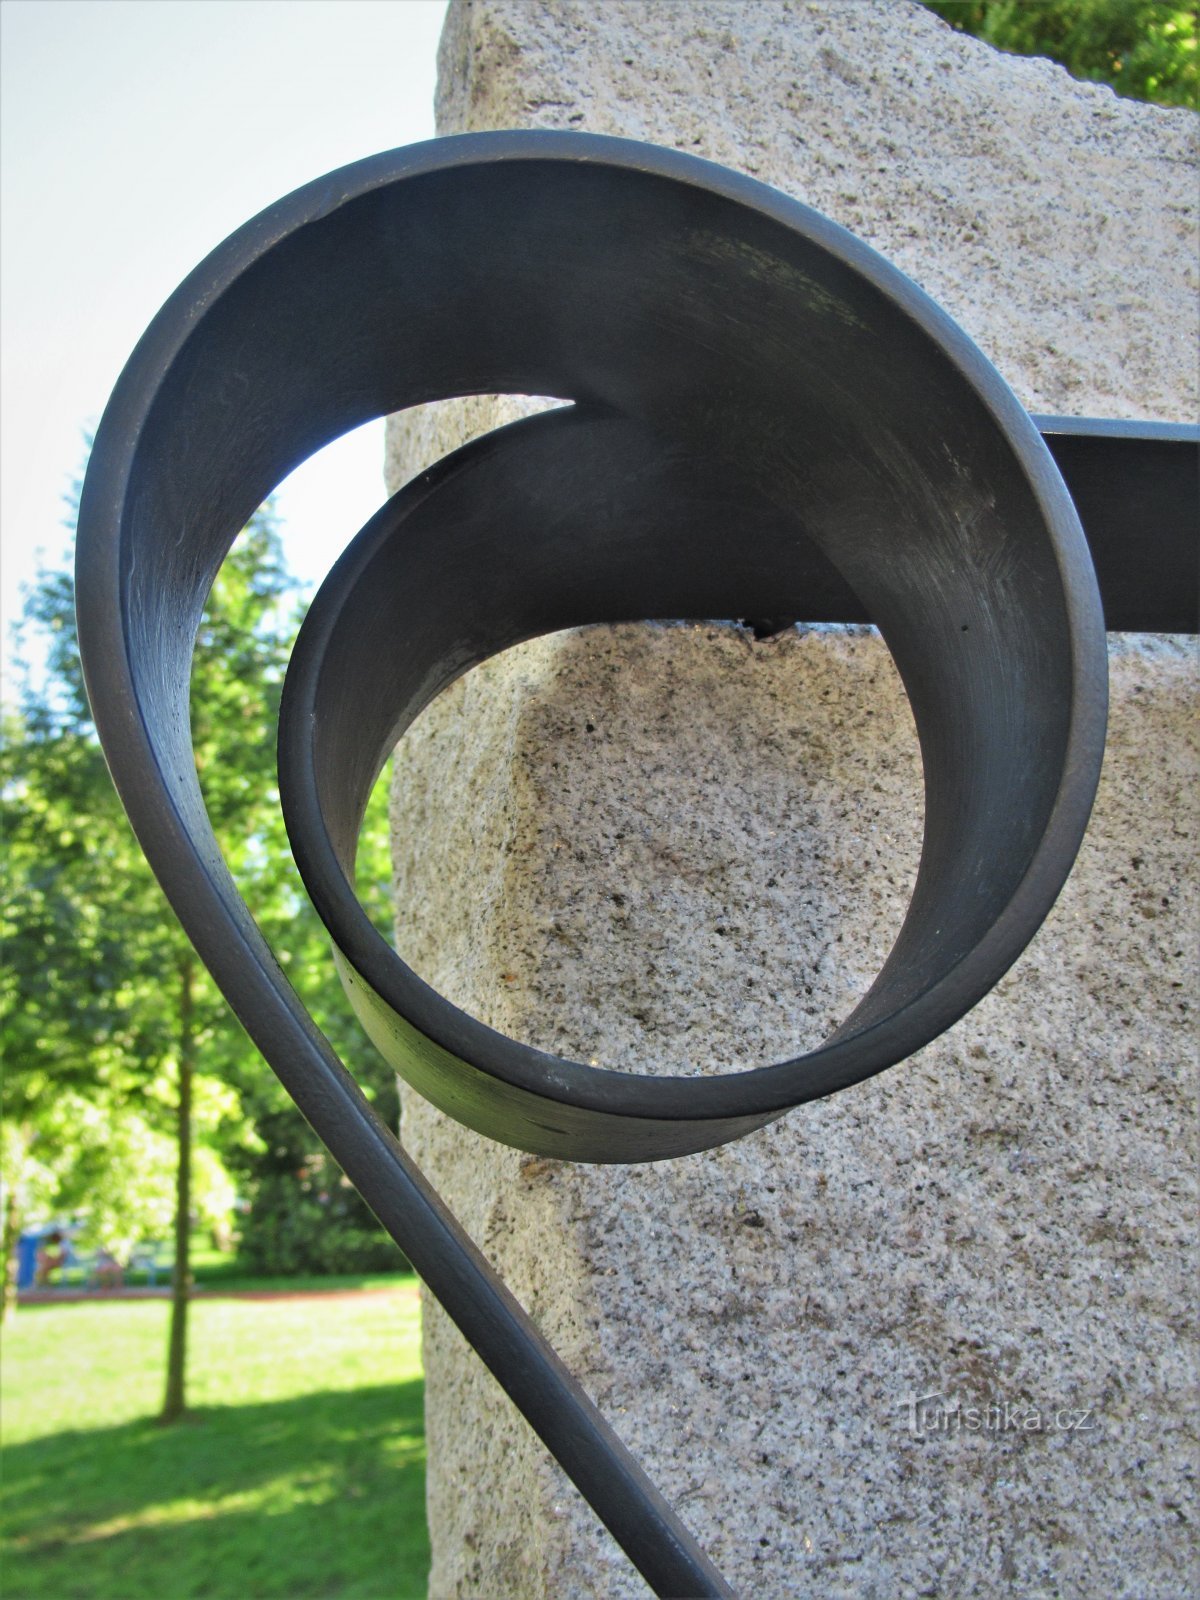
[1,1283,430,1599]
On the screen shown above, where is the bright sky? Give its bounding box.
[0,0,447,673]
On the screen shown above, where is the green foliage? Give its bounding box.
[924,1,1198,108]
[234,1173,407,1278]
[232,1110,408,1278]
[2,499,400,1271]
[2,1291,429,1598]
[21,1094,176,1259]
[2,515,286,1262]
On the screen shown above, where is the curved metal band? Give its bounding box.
[75,131,1108,1591]
[272,184,1108,1160]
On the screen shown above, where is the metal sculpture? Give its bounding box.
[76,133,1198,1596]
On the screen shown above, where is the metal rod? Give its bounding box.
[278,1032,735,1599]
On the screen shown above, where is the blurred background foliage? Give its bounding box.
[1,490,405,1381]
[923,0,1197,108]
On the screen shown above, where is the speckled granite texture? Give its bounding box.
[384,3,1199,1595]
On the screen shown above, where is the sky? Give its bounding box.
[0,0,448,676]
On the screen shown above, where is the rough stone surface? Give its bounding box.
[429,0,1198,424]
[383,4,1199,1596]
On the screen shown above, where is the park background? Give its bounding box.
[1,3,1194,1597]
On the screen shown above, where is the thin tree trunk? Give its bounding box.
[0,1168,21,1324]
[160,955,195,1423]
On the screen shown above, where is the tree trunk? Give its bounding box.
[0,1168,21,1324]
[160,955,195,1423]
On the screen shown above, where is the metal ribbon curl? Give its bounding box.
[78,132,1124,1594]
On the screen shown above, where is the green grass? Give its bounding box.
[1,1283,430,1599]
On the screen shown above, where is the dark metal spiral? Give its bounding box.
[75,132,1195,1594]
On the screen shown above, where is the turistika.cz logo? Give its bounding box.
[900,1391,1099,1440]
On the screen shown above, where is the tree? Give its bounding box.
[0,699,205,1319]
[2,503,402,1404]
[924,1,1197,109]
[1,515,294,1382]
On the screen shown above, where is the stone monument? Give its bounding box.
[386,3,1198,1594]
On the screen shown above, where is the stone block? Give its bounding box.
[385,5,1197,1594]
